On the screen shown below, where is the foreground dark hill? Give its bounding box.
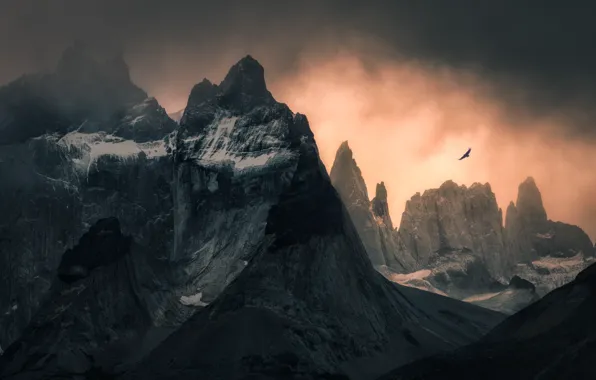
[379,261,596,380]
[123,65,503,379]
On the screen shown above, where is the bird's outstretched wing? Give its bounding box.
[458,148,471,160]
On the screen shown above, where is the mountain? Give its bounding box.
[0,43,177,353]
[398,181,509,278]
[329,145,594,314]
[330,142,416,272]
[119,57,502,380]
[507,177,596,295]
[0,53,504,380]
[378,261,596,380]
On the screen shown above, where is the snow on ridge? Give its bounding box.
[58,131,168,176]
[185,115,295,171]
[463,291,503,302]
[529,253,588,271]
[389,269,432,282]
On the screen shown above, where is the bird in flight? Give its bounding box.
[458,148,471,160]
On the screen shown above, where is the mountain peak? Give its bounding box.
[516,176,547,224]
[372,181,393,229]
[218,55,274,111]
[335,140,354,160]
[330,141,367,202]
[375,182,388,201]
[55,41,98,77]
[187,78,218,107]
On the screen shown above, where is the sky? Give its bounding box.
[2,0,596,239]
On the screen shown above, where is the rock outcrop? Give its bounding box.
[398,181,509,278]
[330,143,416,271]
[506,177,596,295]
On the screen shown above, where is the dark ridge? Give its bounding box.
[187,78,219,107]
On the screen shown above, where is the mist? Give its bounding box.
[268,50,596,240]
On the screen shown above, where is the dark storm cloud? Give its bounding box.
[1,0,595,134]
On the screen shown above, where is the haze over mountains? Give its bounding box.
[0,45,506,380]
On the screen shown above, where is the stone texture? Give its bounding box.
[330,143,416,272]
[398,181,508,278]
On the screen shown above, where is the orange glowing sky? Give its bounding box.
[156,51,596,241]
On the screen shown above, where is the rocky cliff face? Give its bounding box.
[0,52,504,380]
[331,149,594,312]
[398,181,509,278]
[506,177,595,295]
[330,143,416,272]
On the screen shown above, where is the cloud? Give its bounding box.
[270,50,596,240]
[1,0,595,238]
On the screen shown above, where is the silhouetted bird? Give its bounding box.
[458,148,471,160]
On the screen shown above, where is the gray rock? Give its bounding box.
[398,180,508,278]
[330,142,416,272]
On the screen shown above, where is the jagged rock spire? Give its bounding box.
[372,182,394,230]
[516,176,548,226]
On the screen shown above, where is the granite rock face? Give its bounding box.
[330,142,416,272]
[507,177,596,295]
[398,181,509,278]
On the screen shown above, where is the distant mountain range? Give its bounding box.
[330,141,595,314]
[0,43,593,379]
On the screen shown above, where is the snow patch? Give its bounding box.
[59,131,168,176]
[185,115,294,171]
[531,253,586,271]
[390,269,432,282]
[463,292,502,302]
[180,292,209,307]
